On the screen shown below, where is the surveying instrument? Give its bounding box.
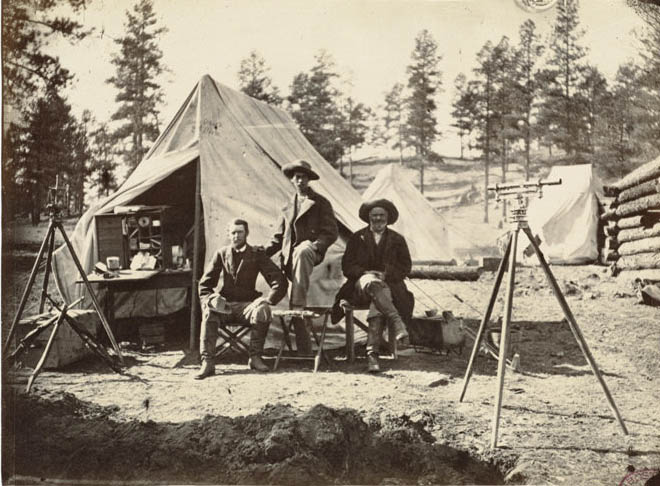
[4,176,124,392]
[458,178,628,448]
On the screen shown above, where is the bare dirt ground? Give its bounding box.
[2,167,659,485]
[3,262,659,484]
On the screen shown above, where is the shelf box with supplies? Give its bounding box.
[95,206,178,270]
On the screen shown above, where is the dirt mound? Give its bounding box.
[3,391,505,485]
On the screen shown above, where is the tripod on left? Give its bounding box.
[4,177,124,392]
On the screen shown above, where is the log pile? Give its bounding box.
[601,156,660,272]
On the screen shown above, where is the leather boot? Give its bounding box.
[366,316,385,356]
[194,358,215,380]
[367,353,380,373]
[292,317,313,355]
[248,355,269,372]
[369,287,408,341]
[248,321,270,372]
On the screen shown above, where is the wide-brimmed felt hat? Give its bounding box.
[282,159,320,181]
[359,198,399,224]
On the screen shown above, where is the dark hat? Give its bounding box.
[282,159,320,181]
[359,198,399,224]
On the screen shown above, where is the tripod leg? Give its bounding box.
[56,222,124,362]
[3,223,56,355]
[491,228,519,448]
[522,226,629,435]
[39,229,56,313]
[25,308,67,393]
[7,315,59,366]
[459,233,512,402]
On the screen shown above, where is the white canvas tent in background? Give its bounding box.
[520,164,603,264]
[52,74,365,348]
[362,164,454,262]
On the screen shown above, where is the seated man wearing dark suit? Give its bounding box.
[332,199,413,372]
[196,218,287,379]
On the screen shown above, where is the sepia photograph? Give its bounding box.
[2,0,659,484]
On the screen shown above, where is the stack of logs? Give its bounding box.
[601,157,660,278]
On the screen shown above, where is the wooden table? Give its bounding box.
[80,269,193,332]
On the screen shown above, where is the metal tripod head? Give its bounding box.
[488,178,562,229]
[46,175,69,223]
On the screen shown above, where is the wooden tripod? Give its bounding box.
[458,199,628,449]
[4,212,124,391]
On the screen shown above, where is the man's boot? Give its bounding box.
[368,287,409,342]
[366,316,384,373]
[248,321,270,372]
[292,317,313,355]
[195,357,215,380]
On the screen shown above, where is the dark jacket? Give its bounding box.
[199,244,287,306]
[331,227,414,324]
[264,187,338,268]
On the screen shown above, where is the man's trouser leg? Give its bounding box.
[242,301,271,357]
[360,276,408,340]
[289,242,321,354]
[199,308,218,362]
[196,308,218,379]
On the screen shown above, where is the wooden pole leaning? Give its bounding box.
[459,235,512,402]
[57,221,123,363]
[522,225,629,436]
[189,158,202,355]
[3,220,56,355]
[491,227,519,448]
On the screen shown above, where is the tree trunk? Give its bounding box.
[610,158,660,192]
[618,223,660,243]
[617,212,660,229]
[409,265,481,281]
[618,236,660,256]
[419,156,424,194]
[614,194,660,218]
[616,251,660,270]
[617,178,660,204]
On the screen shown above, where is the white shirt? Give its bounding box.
[371,229,385,245]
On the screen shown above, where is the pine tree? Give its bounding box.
[338,96,371,184]
[602,62,645,176]
[634,1,660,153]
[11,90,83,223]
[2,0,89,110]
[536,0,588,156]
[451,74,478,160]
[288,50,344,165]
[516,19,544,179]
[472,41,500,223]
[89,123,119,198]
[382,83,407,163]
[107,0,168,170]
[237,50,282,105]
[576,65,609,154]
[404,29,443,194]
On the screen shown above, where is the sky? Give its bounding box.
[48,0,646,156]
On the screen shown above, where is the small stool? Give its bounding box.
[272,309,332,372]
[207,311,251,360]
[340,301,398,360]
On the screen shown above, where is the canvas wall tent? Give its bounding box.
[520,164,603,264]
[362,164,455,261]
[52,74,366,347]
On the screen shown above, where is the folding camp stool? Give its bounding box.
[207,310,252,361]
[272,308,333,372]
[340,301,398,361]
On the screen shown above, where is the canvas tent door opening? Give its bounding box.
[52,74,368,350]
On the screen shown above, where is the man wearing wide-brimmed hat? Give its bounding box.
[331,198,413,372]
[264,159,338,354]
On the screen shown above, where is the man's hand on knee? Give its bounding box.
[243,297,270,320]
